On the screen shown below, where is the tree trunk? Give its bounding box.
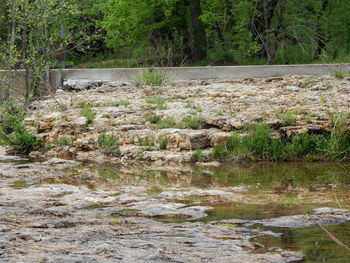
[250,0,279,60]
[188,0,207,62]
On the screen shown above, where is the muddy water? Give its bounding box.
[1,157,350,262]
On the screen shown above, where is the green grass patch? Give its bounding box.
[275,109,304,126]
[137,70,166,86]
[118,100,130,107]
[332,70,350,80]
[191,149,206,162]
[80,105,95,125]
[156,116,205,129]
[145,96,166,106]
[212,122,350,161]
[158,136,168,150]
[98,133,120,155]
[146,114,161,124]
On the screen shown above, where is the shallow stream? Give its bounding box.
[1,157,350,262]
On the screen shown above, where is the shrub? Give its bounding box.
[98,133,120,155]
[0,102,38,154]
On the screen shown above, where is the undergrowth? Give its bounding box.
[212,122,350,161]
[0,102,39,154]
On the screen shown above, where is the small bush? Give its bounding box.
[0,102,38,154]
[80,105,95,125]
[98,133,120,155]
[137,70,166,86]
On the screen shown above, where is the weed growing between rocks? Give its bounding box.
[191,149,206,162]
[137,70,166,86]
[98,133,120,155]
[151,116,205,130]
[145,96,166,106]
[332,70,350,80]
[80,104,95,125]
[212,122,350,161]
[158,136,168,150]
[0,102,38,154]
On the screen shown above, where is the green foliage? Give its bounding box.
[137,70,166,86]
[181,117,205,130]
[157,117,177,129]
[98,133,120,155]
[156,116,204,129]
[143,138,155,151]
[158,136,168,150]
[212,122,350,161]
[0,102,38,154]
[80,105,95,125]
[119,100,130,107]
[54,137,77,147]
[332,71,350,80]
[275,109,304,126]
[145,96,166,106]
[191,149,206,162]
[0,0,81,104]
[146,114,161,124]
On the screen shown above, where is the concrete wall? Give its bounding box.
[1,64,350,101]
[59,63,350,83]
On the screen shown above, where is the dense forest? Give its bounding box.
[0,0,350,69]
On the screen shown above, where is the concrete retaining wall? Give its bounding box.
[60,63,350,83]
[1,64,350,100]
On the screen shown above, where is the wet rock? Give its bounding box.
[255,207,350,228]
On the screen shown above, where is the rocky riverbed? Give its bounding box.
[2,75,350,262]
[24,75,350,163]
[1,147,350,262]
